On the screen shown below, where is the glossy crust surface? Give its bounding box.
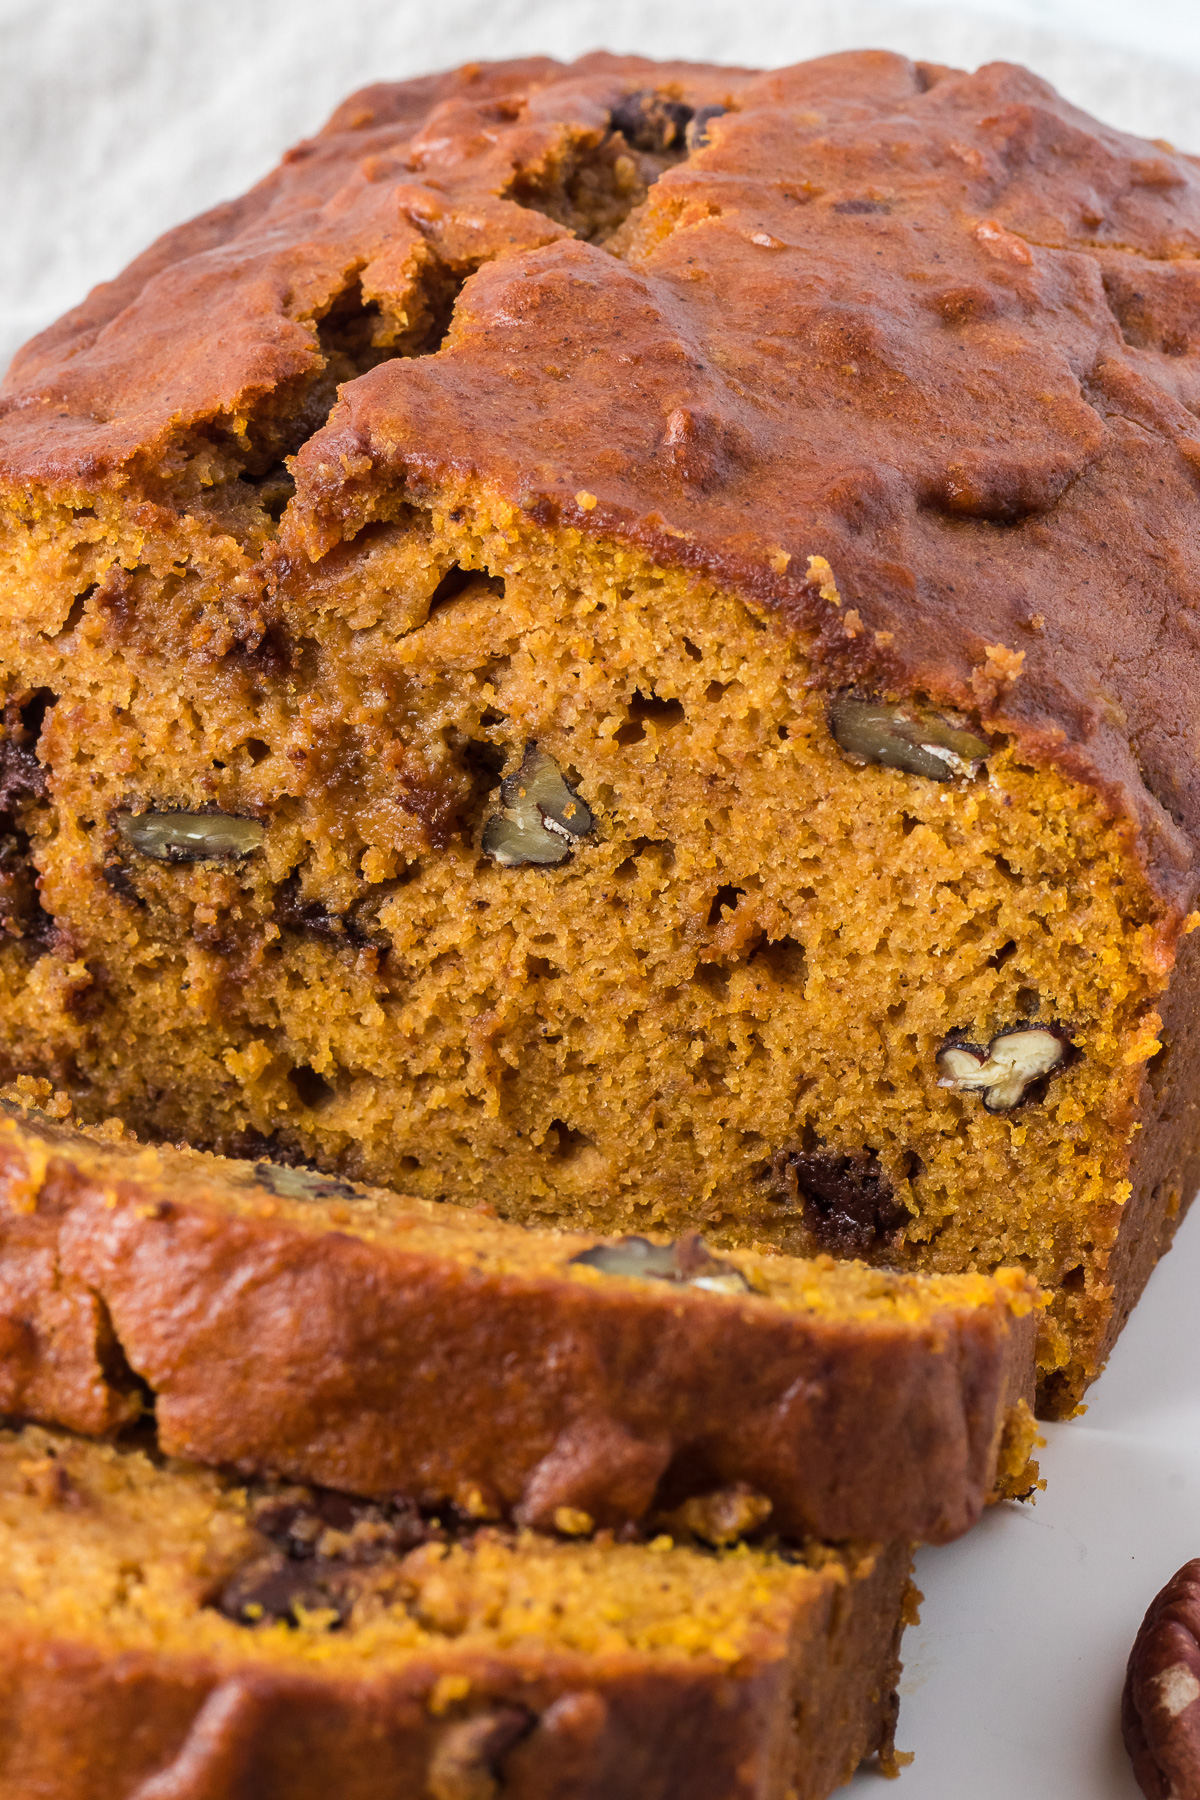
[1123,1558,1200,1799]
[5,50,1200,911]
[0,1099,1037,1544]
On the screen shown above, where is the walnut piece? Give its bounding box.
[116,810,264,863]
[830,696,990,781]
[936,1027,1068,1112]
[481,745,593,867]
[569,1231,750,1294]
[428,1710,532,1800]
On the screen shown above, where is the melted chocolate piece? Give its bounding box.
[609,90,694,154]
[0,739,47,812]
[273,873,380,947]
[0,830,53,948]
[100,860,144,907]
[0,693,56,949]
[0,691,53,811]
[216,1551,361,1628]
[224,1128,312,1168]
[214,1486,441,1629]
[775,1148,908,1256]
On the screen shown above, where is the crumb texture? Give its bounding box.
[1,51,1199,1414]
[0,1424,909,1800]
[0,1094,1037,1546]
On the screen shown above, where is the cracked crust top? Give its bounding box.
[4,49,1200,908]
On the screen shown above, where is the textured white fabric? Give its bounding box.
[2,7,1199,1798]
[3,0,1200,373]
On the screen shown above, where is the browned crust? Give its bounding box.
[5,52,1200,912]
[0,1106,1034,1545]
[1044,919,1200,1418]
[0,1543,911,1800]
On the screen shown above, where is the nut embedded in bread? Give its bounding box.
[0,1423,914,1800]
[0,1092,1038,1545]
[2,50,1200,1415]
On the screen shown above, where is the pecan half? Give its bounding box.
[1123,1558,1200,1799]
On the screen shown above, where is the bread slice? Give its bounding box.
[3,53,1197,1414]
[0,1423,913,1800]
[0,1091,1036,1545]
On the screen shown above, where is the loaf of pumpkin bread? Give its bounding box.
[2,50,1199,1414]
[0,1091,1036,1544]
[0,1423,913,1800]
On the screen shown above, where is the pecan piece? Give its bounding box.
[481,744,592,867]
[428,1710,533,1800]
[115,810,264,863]
[937,1026,1070,1112]
[569,1231,750,1294]
[251,1162,363,1205]
[830,695,990,781]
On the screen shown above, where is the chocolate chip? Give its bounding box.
[214,1486,441,1629]
[829,695,990,782]
[0,690,53,810]
[610,90,694,154]
[832,198,893,214]
[774,1148,909,1257]
[569,1231,750,1294]
[115,810,264,863]
[215,1550,357,1628]
[1123,1558,1200,1799]
[0,831,53,948]
[250,1488,431,1558]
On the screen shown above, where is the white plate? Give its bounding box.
[848,1206,1200,1797]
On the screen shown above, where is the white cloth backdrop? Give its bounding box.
[4,2,1200,1794]
[5,0,1200,373]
